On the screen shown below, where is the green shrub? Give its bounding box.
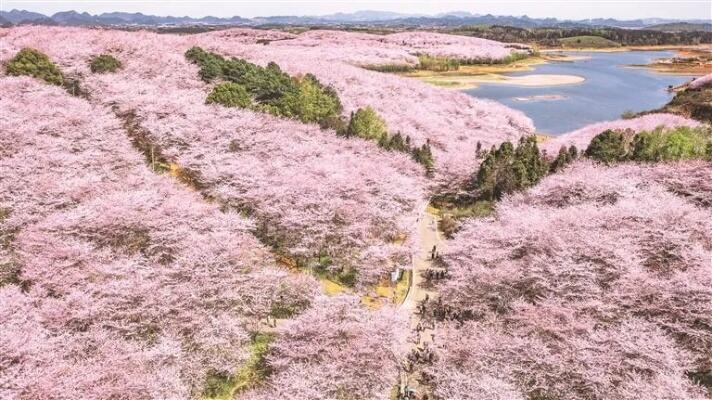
[586,126,711,164]
[476,141,513,200]
[364,64,415,73]
[185,46,207,63]
[185,46,224,81]
[514,135,550,186]
[6,48,63,85]
[585,129,628,164]
[343,107,435,171]
[237,62,296,105]
[272,73,342,123]
[621,110,637,119]
[568,145,579,160]
[629,126,710,161]
[206,82,252,108]
[186,47,341,124]
[90,54,122,73]
[412,143,435,172]
[346,107,388,140]
[202,333,273,398]
[379,132,410,152]
[417,54,460,71]
[186,47,231,82]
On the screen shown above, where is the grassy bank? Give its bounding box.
[632,47,712,75]
[399,54,586,89]
[540,43,711,53]
[202,333,274,400]
[559,35,621,49]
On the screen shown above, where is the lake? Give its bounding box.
[465,51,700,134]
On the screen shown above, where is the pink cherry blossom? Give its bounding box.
[0,76,317,398]
[430,159,712,399]
[0,26,534,192]
[689,72,712,89]
[242,295,407,400]
[0,26,534,285]
[196,28,534,189]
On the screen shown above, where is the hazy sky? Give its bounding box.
[3,0,711,20]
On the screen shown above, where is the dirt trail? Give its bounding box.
[401,206,442,319]
[398,205,445,398]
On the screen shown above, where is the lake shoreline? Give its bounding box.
[543,44,711,75]
[539,44,711,53]
[418,73,585,90]
[630,46,711,75]
[402,45,708,90]
[451,49,699,134]
[401,54,586,90]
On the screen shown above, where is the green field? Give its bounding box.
[558,35,621,48]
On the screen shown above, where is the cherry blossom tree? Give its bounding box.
[429,159,712,399]
[0,26,534,192]
[0,77,317,398]
[242,295,407,400]
[689,72,712,89]
[4,25,705,400]
[197,29,534,189]
[1,26,434,286]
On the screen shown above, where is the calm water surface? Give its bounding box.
[465,51,700,134]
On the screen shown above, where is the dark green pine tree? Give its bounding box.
[585,129,627,164]
[513,135,549,187]
[550,145,578,173]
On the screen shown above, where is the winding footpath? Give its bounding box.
[399,205,446,398]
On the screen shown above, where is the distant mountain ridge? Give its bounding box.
[646,22,712,32]
[1,8,46,24]
[0,8,709,29]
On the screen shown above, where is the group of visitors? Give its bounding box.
[422,268,448,282]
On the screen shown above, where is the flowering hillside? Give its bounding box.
[1,27,534,192]
[383,31,520,60]
[261,29,420,66]
[198,29,533,188]
[3,22,706,400]
[0,77,320,398]
[0,26,534,285]
[1,72,413,400]
[257,29,520,66]
[429,160,712,399]
[0,27,428,286]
